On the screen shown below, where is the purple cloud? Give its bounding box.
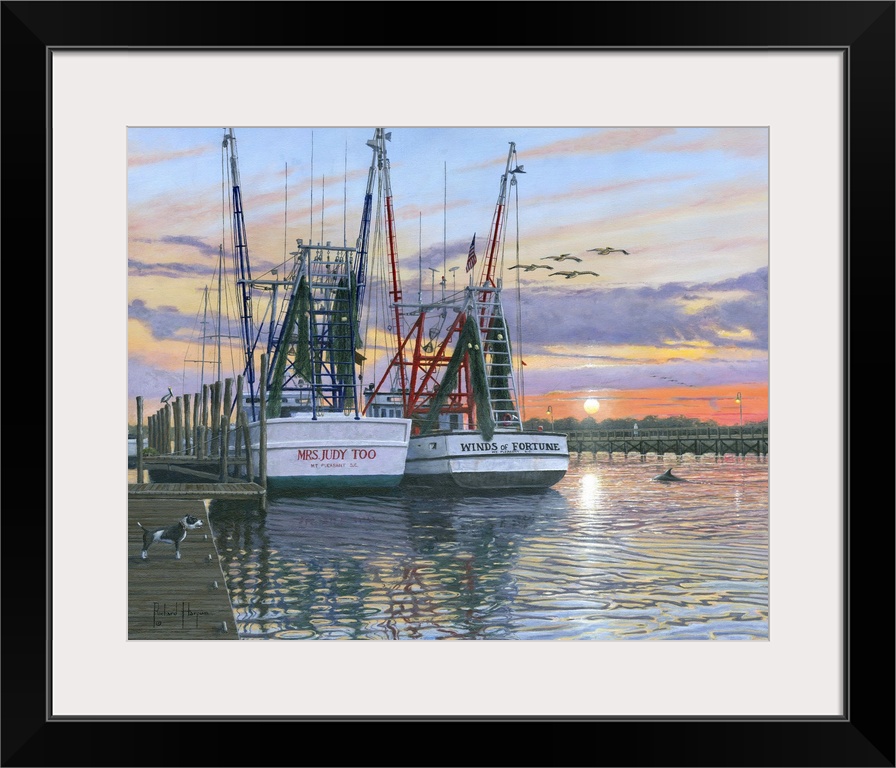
[129,299,195,340]
[516,267,768,351]
[128,259,217,279]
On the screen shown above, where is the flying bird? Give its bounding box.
[550,270,600,279]
[587,247,630,255]
[541,253,582,262]
[510,264,554,271]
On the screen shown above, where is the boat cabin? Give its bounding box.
[364,387,465,431]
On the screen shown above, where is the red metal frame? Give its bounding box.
[363,134,518,431]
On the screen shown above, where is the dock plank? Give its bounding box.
[128,498,239,640]
[128,482,266,501]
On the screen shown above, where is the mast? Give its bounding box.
[363,130,469,427]
[355,129,388,320]
[362,133,524,437]
[199,286,210,392]
[371,128,408,396]
[223,128,257,417]
[478,142,522,294]
[216,243,223,384]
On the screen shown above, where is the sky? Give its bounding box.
[128,126,768,426]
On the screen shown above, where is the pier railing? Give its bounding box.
[564,426,768,457]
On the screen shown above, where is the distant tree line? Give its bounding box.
[524,415,769,432]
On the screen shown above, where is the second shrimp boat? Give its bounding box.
[224,129,411,492]
[362,130,569,490]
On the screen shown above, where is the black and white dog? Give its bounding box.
[137,515,203,560]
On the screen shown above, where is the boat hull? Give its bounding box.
[245,414,411,492]
[402,430,569,490]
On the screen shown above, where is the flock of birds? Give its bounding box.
[651,373,697,388]
[509,247,631,279]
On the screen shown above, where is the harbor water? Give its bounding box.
[203,453,768,640]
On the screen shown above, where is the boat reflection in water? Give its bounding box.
[209,455,769,641]
[211,488,552,640]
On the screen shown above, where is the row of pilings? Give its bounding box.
[133,355,271,485]
[564,426,768,458]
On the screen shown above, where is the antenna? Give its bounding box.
[428,267,439,302]
[449,265,460,293]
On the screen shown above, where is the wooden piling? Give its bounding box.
[223,378,233,425]
[219,414,229,482]
[239,409,253,482]
[192,393,201,457]
[201,384,210,450]
[163,404,172,455]
[234,375,244,460]
[184,393,192,456]
[136,396,145,483]
[259,353,268,491]
[222,378,234,463]
[173,397,183,455]
[210,381,222,455]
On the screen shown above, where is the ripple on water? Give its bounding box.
[214,455,767,640]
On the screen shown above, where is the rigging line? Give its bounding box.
[284,162,288,264]
[220,234,246,390]
[221,142,228,284]
[309,131,314,245]
[362,191,378,397]
[513,177,525,423]
[443,161,447,279]
[371,173,389,392]
[320,173,325,246]
[418,212,422,303]
[217,236,224,384]
[343,139,348,248]
[224,140,241,366]
[182,285,209,395]
[368,181,382,393]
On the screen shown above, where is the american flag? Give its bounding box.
[465,234,477,273]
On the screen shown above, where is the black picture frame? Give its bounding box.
[7,2,893,766]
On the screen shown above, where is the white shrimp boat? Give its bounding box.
[222,129,410,492]
[362,131,569,489]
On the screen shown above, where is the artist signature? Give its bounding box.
[152,602,210,629]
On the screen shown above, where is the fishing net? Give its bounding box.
[418,314,495,441]
[266,275,312,419]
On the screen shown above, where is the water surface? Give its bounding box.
[208,454,769,640]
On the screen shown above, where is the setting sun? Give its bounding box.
[583,398,600,415]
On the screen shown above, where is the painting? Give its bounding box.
[33,34,868,732]
[127,124,769,641]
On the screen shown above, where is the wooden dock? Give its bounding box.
[128,482,266,502]
[128,498,240,640]
[565,426,768,458]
